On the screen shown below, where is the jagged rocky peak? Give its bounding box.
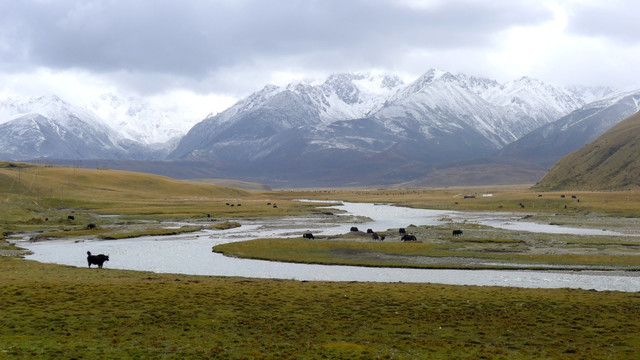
[380,74,404,89]
[322,74,361,104]
[454,74,501,93]
[411,68,446,88]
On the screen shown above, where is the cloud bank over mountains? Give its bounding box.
[1,0,639,118]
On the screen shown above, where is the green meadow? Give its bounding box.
[2,256,639,359]
[2,161,640,359]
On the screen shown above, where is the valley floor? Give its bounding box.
[213,210,640,272]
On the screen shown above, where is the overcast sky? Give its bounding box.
[1,0,639,119]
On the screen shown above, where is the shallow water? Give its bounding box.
[17,201,640,292]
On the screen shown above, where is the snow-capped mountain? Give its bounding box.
[0,94,187,161]
[169,69,602,186]
[86,93,195,145]
[0,95,128,160]
[0,69,619,187]
[498,88,640,167]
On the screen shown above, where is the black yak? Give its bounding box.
[401,234,417,241]
[87,251,109,268]
[302,232,315,240]
[350,227,359,232]
[452,229,463,237]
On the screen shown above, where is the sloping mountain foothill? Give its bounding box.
[534,111,640,190]
[0,69,637,188]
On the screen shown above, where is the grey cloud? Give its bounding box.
[566,2,640,44]
[0,0,551,79]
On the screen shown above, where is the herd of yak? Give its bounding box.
[85,211,464,268]
[303,227,463,242]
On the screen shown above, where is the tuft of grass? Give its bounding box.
[207,221,241,230]
[98,226,203,240]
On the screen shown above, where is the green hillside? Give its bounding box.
[0,162,251,233]
[534,111,640,190]
[0,161,249,202]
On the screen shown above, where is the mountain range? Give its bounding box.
[0,69,633,187]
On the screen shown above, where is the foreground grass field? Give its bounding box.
[2,256,640,359]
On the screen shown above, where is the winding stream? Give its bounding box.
[15,201,640,292]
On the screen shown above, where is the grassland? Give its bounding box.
[0,162,320,242]
[213,230,640,271]
[2,256,640,359]
[283,186,640,217]
[3,161,640,358]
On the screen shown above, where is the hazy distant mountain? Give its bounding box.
[0,95,177,161]
[86,93,195,145]
[0,96,128,160]
[497,89,640,168]
[534,110,640,190]
[169,70,597,186]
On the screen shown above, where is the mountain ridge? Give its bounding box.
[168,69,607,186]
[0,69,621,187]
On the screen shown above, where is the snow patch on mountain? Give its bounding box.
[85,93,197,145]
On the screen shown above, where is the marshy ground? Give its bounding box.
[214,210,640,271]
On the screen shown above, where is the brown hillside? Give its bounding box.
[534,111,640,190]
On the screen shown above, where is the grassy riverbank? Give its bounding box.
[2,255,640,359]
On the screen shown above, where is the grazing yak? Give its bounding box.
[399,228,406,234]
[401,234,417,241]
[371,232,379,240]
[452,229,463,237]
[302,232,315,240]
[350,227,359,232]
[87,251,109,268]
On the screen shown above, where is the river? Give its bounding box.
[15,201,640,292]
